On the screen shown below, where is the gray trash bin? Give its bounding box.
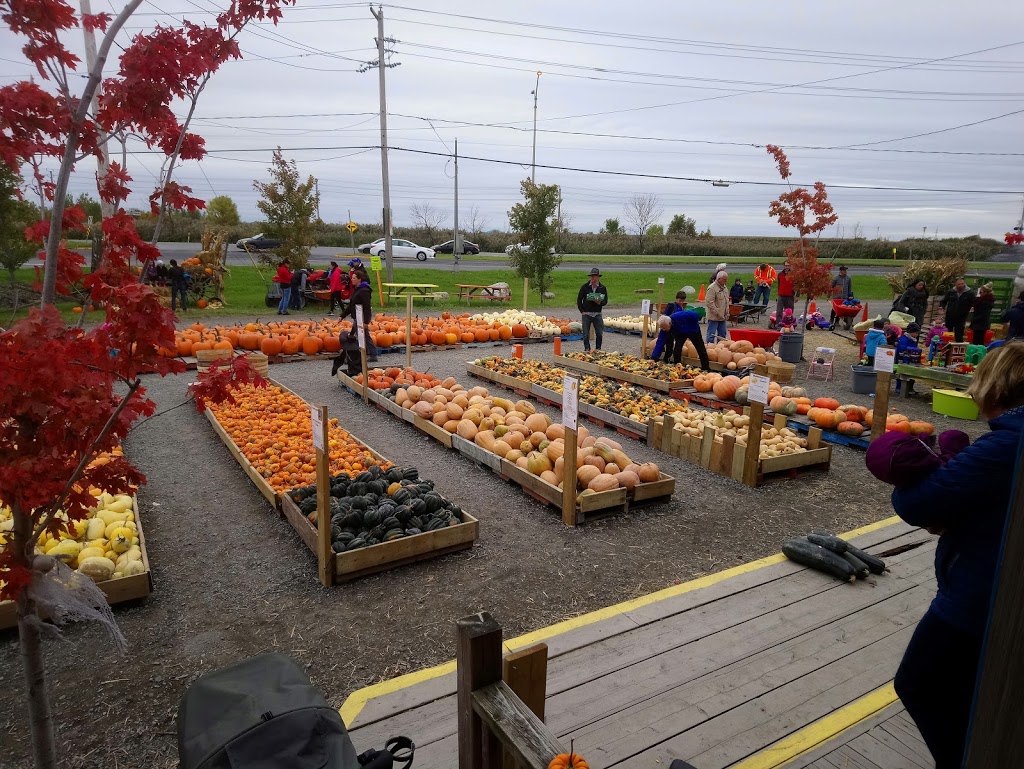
[851,365,878,395]
[778,333,803,364]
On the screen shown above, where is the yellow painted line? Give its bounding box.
[338,515,903,726]
[730,682,899,769]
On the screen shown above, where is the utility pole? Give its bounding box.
[364,5,398,282]
[348,208,355,253]
[453,138,460,271]
[530,71,541,181]
[80,0,114,220]
[556,185,562,252]
[315,179,320,221]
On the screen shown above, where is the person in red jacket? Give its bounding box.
[273,259,292,315]
[327,261,348,316]
[775,264,795,320]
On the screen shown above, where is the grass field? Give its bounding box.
[5,265,900,323]
[468,253,1017,270]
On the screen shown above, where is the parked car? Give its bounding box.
[357,238,384,255]
[370,238,435,261]
[432,239,480,255]
[236,233,281,251]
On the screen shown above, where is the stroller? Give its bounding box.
[806,310,832,330]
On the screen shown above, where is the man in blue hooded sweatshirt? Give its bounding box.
[650,292,709,370]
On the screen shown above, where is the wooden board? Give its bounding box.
[279,493,478,582]
[554,353,691,393]
[0,495,153,630]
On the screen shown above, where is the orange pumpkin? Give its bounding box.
[445,332,459,344]
[474,328,490,342]
[712,375,742,400]
[281,337,301,355]
[511,324,529,338]
[461,331,475,343]
[301,336,322,355]
[196,298,208,309]
[908,420,934,435]
[549,753,589,769]
[498,325,514,340]
[260,336,283,356]
[837,421,864,437]
[693,375,714,393]
[430,330,446,345]
[813,397,841,410]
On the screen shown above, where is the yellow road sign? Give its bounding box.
[346,222,358,233]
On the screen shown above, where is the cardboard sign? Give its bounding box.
[874,346,896,373]
[311,405,325,452]
[641,299,651,315]
[355,313,366,349]
[562,375,580,430]
[370,254,382,272]
[748,374,771,405]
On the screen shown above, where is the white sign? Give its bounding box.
[355,313,366,349]
[748,374,771,405]
[874,346,896,373]
[562,375,580,430]
[641,299,651,316]
[657,277,665,285]
[311,405,325,452]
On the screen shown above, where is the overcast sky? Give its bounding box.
[3,0,1024,239]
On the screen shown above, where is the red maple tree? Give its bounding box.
[766,145,839,346]
[0,2,287,765]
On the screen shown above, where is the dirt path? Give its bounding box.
[0,319,983,767]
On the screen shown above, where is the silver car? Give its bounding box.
[371,238,435,261]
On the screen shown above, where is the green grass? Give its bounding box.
[464,253,1017,270]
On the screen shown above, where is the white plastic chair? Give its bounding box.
[806,347,836,382]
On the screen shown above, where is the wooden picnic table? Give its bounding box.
[382,282,440,305]
[455,284,511,304]
[893,363,973,397]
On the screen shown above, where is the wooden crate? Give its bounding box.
[0,495,153,630]
[647,413,832,487]
[279,494,478,582]
[553,353,692,393]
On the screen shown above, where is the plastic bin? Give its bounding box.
[778,332,803,363]
[932,389,979,420]
[851,365,878,395]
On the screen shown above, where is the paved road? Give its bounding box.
[46,242,1020,276]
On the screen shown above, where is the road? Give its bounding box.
[47,242,1020,275]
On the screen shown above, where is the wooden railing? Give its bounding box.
[457,612,566,769]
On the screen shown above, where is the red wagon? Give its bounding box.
[831,299,861,330]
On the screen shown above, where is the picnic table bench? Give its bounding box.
[455,284,511,304]
[382,282,440,305]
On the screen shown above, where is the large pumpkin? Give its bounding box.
[769,396,798,416]
[813,397,841,410]
[511,324,529,338]
[837,421,864,437]
[734,386,750,406]
[908,420,935,435]
[712,375,742,400]
[693,376,714,393]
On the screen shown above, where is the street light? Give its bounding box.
[531,71,541,181]
[711,180,730,188]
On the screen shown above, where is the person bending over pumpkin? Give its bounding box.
[650,293,710,370]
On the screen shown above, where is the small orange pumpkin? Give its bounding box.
[549,753,589,769]
[511,323,529,338]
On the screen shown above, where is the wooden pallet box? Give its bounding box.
[0,495,153,630]
[554,353,692,393]
[279,493,478,582]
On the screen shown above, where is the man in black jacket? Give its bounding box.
[168,259,188,312]
[577,268,608,352]
[940,278,974,342]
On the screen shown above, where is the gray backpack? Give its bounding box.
[177,652,412,769]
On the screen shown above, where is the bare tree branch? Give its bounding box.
[622,194,663,253]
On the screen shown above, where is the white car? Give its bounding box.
[370,238,435,261]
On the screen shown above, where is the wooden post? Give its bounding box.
[742,364,767,487]
[562,429,577,527]
[314,405,334,587]
[641,314,649,359]
[405,293,413,371]
[502,643,549,769]
[870,371,891,441]
[964,435,1024,767]
[457,612,503,769]
[523,278,529,312]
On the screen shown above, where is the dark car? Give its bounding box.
[236,233,281,251]
[432,239,480,255]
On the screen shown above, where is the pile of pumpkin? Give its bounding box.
[378,371,663,496]
[208,383,392,493]
[354,367,445,391]
[604,314,648,332]
[563,351,703,381]
[668,408,810,459]
[468,310,567,336]
[473,357,688,424]
[0,451,145,587]
[693,373,801,404]
[693,339,782,368]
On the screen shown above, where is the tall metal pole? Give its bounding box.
[530,71,541,181]
[348,208,355,253]
[453,138,460,270]
[370,5,394,281]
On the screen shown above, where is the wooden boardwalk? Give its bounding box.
[343,519,935,769]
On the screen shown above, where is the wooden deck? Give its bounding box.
[342,518,935,769]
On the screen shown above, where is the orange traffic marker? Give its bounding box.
[809,301,817,315]
[698,283,706,301]
[862,302,869,321]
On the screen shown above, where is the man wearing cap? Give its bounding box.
[940,277,974,342]
[705,270,730,343]
[577,268,608,351]
[830,265,854,324]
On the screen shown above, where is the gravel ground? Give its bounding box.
[0,306,986,767]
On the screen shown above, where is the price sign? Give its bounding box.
[370,254,382,272]
[748,374,771,405]
[346,221,358,233]
[355,312,366,349]
[641,299,651,315]
[874,346,896,373]
[657,277,665,285]
[562,375,580,430]
[311,405,325,452]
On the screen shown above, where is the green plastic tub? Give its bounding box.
[932,388,979,421]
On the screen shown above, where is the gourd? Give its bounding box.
[636,463,660,482]
[545,423,565,441]
[614,470,640,491]
[769,396,797,416]
[474,431,497,452]
[78,556,115,582]
[712,375,741,400]
[588,473,619,492]
[734,386,750,406]
[524,413,550,433]
[526,451,552,475]
[782,540,855,582]
[457,419,478,439]
[109,526,133,554]
[412,401,434,419]
[836,421,864,437]
[492,440,513,458]
[86,517,106,541]
[576,465,601,487]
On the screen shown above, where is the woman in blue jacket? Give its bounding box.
[889,342,1024,768]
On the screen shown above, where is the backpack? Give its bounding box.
[177,652,413,769]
